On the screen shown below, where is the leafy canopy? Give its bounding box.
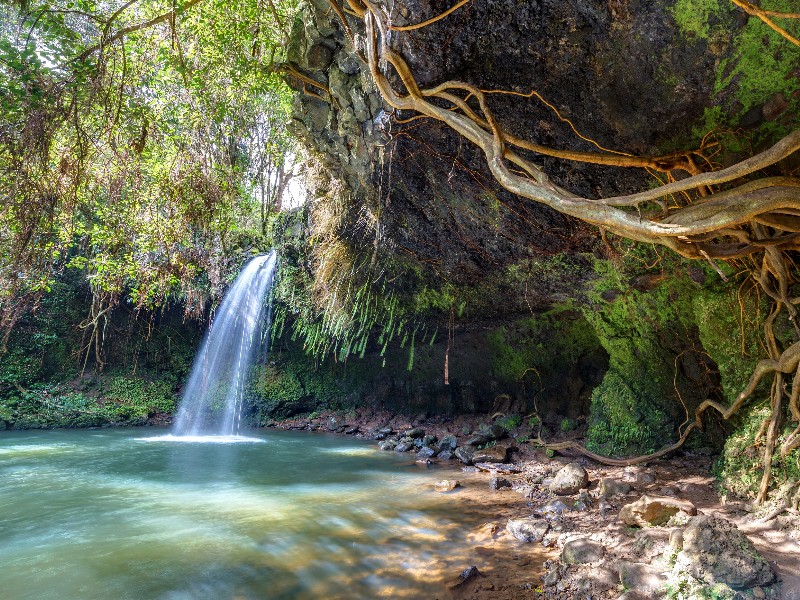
[0,0,298,333]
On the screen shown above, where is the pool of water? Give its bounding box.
[0,428,488,599]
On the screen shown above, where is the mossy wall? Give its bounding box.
[0,272,202,430]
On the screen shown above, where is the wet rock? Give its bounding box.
[326,416,340,431]
[378,440,397,451]
[437,450,454,460]
[472,446,508,463]
[466,435,490,446]
[489,424,508,440]
[394,441,414,452]
[434,479,461,492]
[374,432,387,440]
[416,446,436,459]
[619,495,697,527]
[438,435,458,451]
[378,426,393,434]
[561,537,605,564]
[405,427,425,439]
[422,434,438,447]
[344,426,359,434]
[598,477,632,498]
[454,446,475,465]
[490,477,512,491]
[618,562,667,596]
[506,517,549,543]
[550,463,589,495]
[675,515,775,588]
[459,565,480,583]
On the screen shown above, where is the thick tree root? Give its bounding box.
[320,0,800,503]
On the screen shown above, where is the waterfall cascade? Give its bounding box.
[171,251,277,439]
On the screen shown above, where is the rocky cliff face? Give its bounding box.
[286,0,757,292]
[278,0,799,454]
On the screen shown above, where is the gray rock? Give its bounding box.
[405,427,425,439]
[466,435,490,446]
[561,537,605,564]
[454,446,474,465]
[438,435,458,451]
[378,440,397,451]
[378,426,393,434]
[550,463,589,495]
[535,499,571,517]
[618,562,667,596]
[490,477,512,491]
[306,44,333,70]
[489,424,508,439]
[598,477,632,498]
[506,517,549,543]
[422,434,438,447]
[472,446,508,463]
[394,442,414,452]
[675,515,775,588]
[437,450,454,460]
[416,446,435,459]
[336,52,361,75]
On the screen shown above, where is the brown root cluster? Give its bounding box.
[321,0,800,503]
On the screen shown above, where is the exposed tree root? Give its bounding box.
[321,0,800,502]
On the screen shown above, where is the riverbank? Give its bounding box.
[269,408,800,600]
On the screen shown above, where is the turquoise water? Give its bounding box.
[0,428,484,599]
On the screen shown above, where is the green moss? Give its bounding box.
[692,289,763,402]
[715,3,800,118]
[671,0,724,40]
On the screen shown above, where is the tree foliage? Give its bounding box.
[0,0,298,340]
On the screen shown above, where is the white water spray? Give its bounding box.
[170,251,277,440]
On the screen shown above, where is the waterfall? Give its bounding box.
[172,251,277,438]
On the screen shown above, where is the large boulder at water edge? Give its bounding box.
[472,446,508,463]
[454,446,474,465]
[673,515,775,589]
[506,517,549,543]
[438,435,457,451]
[549,463,589,495]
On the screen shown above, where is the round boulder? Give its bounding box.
[561,537,605,564]
[506,517,549,543]
[549,463,589,495]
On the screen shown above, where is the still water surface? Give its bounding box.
[0,428,483,600]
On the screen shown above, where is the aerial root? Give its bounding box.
[321,0,800,502]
